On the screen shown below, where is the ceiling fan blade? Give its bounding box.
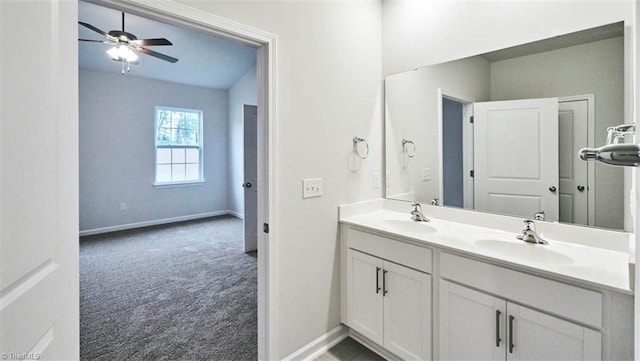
[78,21,108,37]
[137,47,179,63]
[79,39,109,44]
[133,38,173,46]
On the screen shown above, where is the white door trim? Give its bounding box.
[81,1,278,359]
[559,94,595,226]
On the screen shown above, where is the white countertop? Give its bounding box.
[340,207,633,294]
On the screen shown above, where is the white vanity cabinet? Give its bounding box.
[439,280,601,361]
[343,228,432,360]
[339,220,633,361]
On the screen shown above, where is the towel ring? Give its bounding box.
[402,138,416,158]
[606,124,635,144]
[353,137,369,159]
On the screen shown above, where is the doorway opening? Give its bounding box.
[438,90,474,209]
[77,1,276,359]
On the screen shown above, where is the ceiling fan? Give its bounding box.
[79,12,178,74]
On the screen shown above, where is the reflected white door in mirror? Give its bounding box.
[473,98,560,221]
[442,96,594,226]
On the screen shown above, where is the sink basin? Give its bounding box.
[474,239,574,265]
[379,219,437,234]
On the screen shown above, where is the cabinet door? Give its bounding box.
[439,280,506,361]
[383,261,432,360]
[347,249,384,344]
[506,303,601,361]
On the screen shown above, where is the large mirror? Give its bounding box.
[385,22,629,231]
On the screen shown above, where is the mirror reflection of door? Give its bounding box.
[473,98,559,221]
[558,98,592,226]
[444,96,594,224]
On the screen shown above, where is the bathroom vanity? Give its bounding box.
[339,199,634,361]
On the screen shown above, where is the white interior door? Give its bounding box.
[558,99,590,226]
[0,1,79,359]
[243,105,258,252]
[474,98,559,221]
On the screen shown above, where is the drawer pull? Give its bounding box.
[496,310,502,347]
[509,315,515,354]
[383,269,388,296]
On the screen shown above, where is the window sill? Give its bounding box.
[153,180,206,188]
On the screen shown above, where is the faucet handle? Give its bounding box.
[411,202,421,211]
[533,211,545,221]
[522,219,535,231]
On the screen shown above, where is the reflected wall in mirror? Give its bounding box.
[385,22,627,231]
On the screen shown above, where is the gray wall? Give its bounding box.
[228,66,257,216]
[385,56,490,202]
[79,69,229,232]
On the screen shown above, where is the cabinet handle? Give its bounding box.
[382,269,388,296]
[509,315,515,354]
[375,267,381,294]
[496,310,502,347]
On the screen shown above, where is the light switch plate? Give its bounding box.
[373,172,381,189]
[386,171,391,188]
[422,168,432,181]
[303,178,323,198]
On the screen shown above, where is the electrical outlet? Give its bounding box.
[373,172,381,189]
[302,178,323,198]
[120,202,127,211]
[422,168,432,181]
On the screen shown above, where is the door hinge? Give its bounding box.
[263,223,269,233]
[470,170,474,177]
[470,115,474,123]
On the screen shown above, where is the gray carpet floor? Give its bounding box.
[80,215,257,361]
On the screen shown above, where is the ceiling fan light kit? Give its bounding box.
[107,45,138,62]
[79,12,178,75]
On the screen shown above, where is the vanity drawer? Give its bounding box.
[347,227,432,273]
[440,252,602,328]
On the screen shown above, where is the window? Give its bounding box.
[155,106,203,185]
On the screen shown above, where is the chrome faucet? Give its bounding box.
[516,219,548,245]
[411,202,430,222]
[533,211,545,221]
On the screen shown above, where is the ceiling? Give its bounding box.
[78,1,257,89]
[481,22,624,63]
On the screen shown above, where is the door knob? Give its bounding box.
[242,182,252,188]
[549,186,557,192]
[577,185,585,192]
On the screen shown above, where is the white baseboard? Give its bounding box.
[228,210,244,219]
[283,325,348,361]
[79,210,233,236]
